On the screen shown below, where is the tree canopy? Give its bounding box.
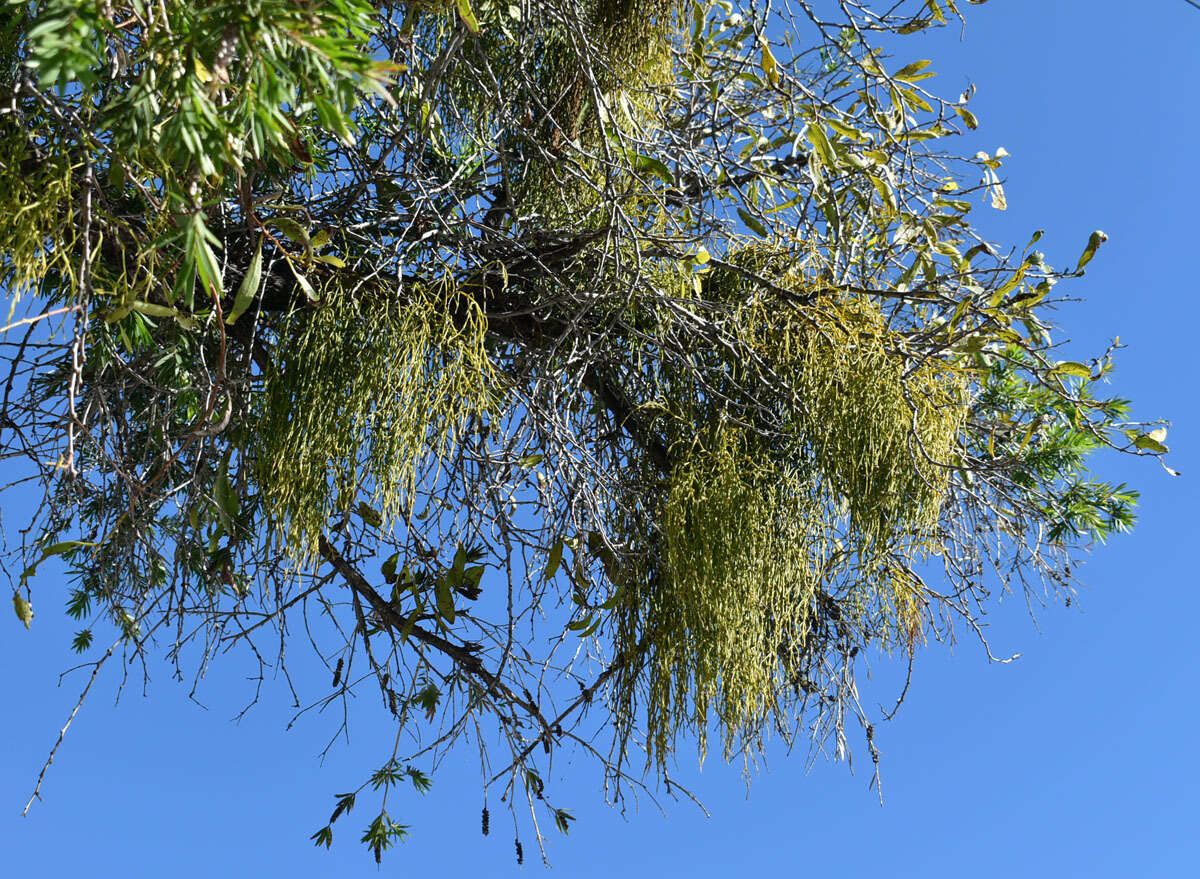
[0,0,1170,864]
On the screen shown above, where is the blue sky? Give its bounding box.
[3,2,1198,875]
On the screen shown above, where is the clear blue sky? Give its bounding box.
[3,3,1197,875]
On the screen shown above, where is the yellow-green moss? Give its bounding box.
[612,264,967,769]
[741,291,967,554]
[0,137,75,305]
[256,280,497,563]
[620,430,824,766]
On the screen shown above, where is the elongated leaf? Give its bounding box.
[567,614,594,632]
[1076,230,1108,271]
[214,452,240,531]
[131,301,182,318]
[894,59,933,82]
[356,502,383,528]
[737,207,769,237]
[806,123,838,169]
[20,539,98,585]
[171,256,197,309]
[456,0,481,33]
[287,260,318,302]
[1126,427,1170,454]
[544,539,564,582]
[626,152,672,185]
[190,214,224,301]
[1133,435,1169,454]
[760,40,779,86]
[269,217,309,247]
[435,575,456,623]
[954,106,979,129]
[1051,361,1092,379]
[226,239,263,325]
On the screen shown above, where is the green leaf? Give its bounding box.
[1126,427,1170,454]
[131,301,183,318]
[311,826,334,849]
[406,767,433,793]
[1051,361,1092,379]
[190,214,224,301]
[214,452,239,530]
[1134,436,1169,454]
[544,539,564,582]
[827,119,868,142]
[954,106,978,129]
[356,502,383,528]
[360,810,410,859]
[900,127,946,143]
[381,552,400,583]
[806,123,838,169]
[20,540,98,585]
[40,540,90,557]
[1076,230,1108,272]
[400,600,424,642]
[567,614,594,632]
[13,592,33,629]
[287,259,318,302]
[737,207,769,237]
[436,550,462,622]
[868,173,897,212]
[553,809,575,834]
[524,767,544,795]
[415,683,441,719]
[759,40,780,86]
[169,257,197,309]
[226,239,263,325]
[455,0,481,33]
[330,791,357,822]
[630,153,673,185]
[462,565,485,589]
[894,59,933,82]
[269,216,309,247]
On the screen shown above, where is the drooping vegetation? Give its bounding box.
[1,0,1164,865]
[256,279,497,562]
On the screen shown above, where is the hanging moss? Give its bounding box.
[0,135,75,303]
[511,1,682,222]
[614,429,825,768]
[611,261,967,770]
[739,291,967,556]
[255,280,497,563]
[590,0,679,89]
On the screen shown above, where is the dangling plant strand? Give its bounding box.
[611,278,968,768]
[255,280,498,562]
